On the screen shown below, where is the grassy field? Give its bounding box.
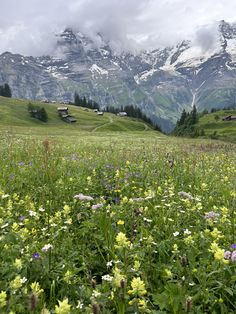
[0,97,236,313]
[0,96,155,137]
[197,109,236,143]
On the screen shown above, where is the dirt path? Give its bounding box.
[91,116,113,132]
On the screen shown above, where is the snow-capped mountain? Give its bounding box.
[1,20,236,131]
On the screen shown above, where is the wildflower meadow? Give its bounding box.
[0,133,235,313]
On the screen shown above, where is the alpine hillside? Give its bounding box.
[1,20,236,131]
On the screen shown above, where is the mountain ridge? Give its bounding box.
[1,20,236,132]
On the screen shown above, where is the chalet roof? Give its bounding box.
[65,116,77,122]
[57,107,68,111]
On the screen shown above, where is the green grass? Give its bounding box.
[1,96,236,313]
[197,109,236,143]
[0,131,235,313]
[0,96,157,137]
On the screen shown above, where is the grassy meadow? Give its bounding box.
[198,109,236,143]
[0,97,236,313]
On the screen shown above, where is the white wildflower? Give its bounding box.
[74,193,94,201]
[102,274,113,282]
[173,231,180,237]
[20,277,27,284]
[29,210,37,217]
[42,244,53,252]
[106,260,113,267]
[184,229,192,235]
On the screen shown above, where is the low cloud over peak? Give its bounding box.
[0,0,236,56]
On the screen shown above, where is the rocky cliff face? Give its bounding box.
[1,21,236,131]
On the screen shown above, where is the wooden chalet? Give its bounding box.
[222,115,236,121]
[57,107,76,123]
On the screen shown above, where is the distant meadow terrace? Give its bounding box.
[0,123,235,314]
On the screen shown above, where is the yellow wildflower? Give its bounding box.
[30,282,44,295]
[115,232,130,248]
[117,220,124,225]
[128,277,147,296]
[41,307,50,314]
[133,260,141,271]
[55,298,71,314]
[211,228,223,239]
[14,258,22,269]
[113,267,126,287]
[63,205,71,215]
[214,248,225,261]
[164,269,172,278]
[138,299,147,309]
[184,235,194,245]
[10,276,23,290]
[64,270,73,284]
[0,291,7,308]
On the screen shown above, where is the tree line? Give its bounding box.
[73,92,162,132]
[0,83,12,98]
[172,105,203,137]
[27,103,48,122]
[105,105,162,131]
[74,92,100,110]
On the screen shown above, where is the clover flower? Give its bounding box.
[91,203,103,210]
[73,193,94,201]
[128,277,147,296]
[224,251,231,260]
[231,251,236,262]
[178,191,194,200]
[204,211,220,222]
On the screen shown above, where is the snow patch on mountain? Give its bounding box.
[226,38,236,60]
[90,64,108,78]
[134,68,157,84]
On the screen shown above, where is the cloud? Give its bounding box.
[0,0,236,56]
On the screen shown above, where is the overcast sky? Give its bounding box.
[0,0,236,56]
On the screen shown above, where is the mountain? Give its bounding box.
[1,20,236,132]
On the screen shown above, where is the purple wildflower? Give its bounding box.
[91,203,103,210]
[231,251,236,262]
[231,244,236,249]
[18,162,25,166]
[204,211,220,222]
[178,191,194,200]
[224,251,231,260]
[19,216,25,222]
[32,252,40,259]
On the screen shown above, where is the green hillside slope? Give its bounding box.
[0,96,160,137]
[197,109,236,143]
